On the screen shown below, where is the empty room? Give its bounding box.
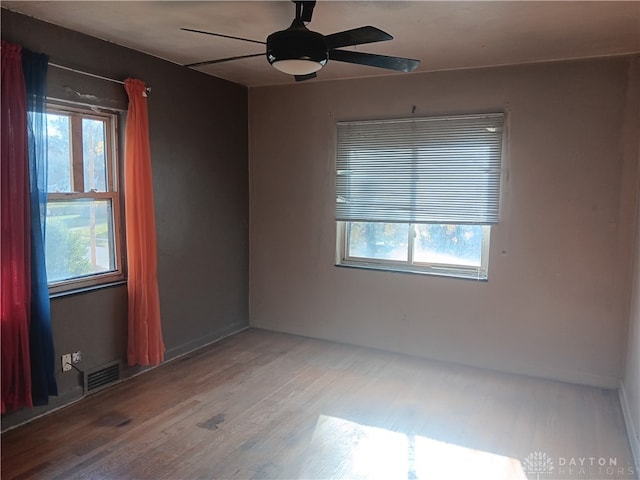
[1,1,639,479]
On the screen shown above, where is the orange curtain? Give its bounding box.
[124,78,165,366]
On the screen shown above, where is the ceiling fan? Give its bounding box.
[181,0,420,81]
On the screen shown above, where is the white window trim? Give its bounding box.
[46,104,124,295]
[336,222,491,280]
[334,112,505,281]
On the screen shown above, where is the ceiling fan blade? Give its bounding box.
[185,53,264,68]
[329,49,420,72]
[181,28,265,45]
[324,26,393,49]
[294,72,317,82]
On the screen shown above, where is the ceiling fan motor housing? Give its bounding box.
[266,26,328,67]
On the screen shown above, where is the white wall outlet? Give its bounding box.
[72,351,81,363]
[61,353,72,372]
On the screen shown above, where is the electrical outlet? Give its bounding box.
[72,351,81,363]
[61,354,72,372]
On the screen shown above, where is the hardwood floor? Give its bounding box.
[1,328,636,480]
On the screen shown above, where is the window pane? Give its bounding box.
[414,224,482,267]
[82,118,107,192]
[46,113,72,192]
[348,222,409,261]
[45,200,116,282]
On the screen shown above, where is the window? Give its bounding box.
[45,105,123,293]
[336,113,504,280]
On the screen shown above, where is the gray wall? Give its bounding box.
[1,9,249,428]
[622,58,640,468]
[249,55,640,389]
[623,175,640,470]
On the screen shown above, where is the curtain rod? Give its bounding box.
[48,62,151,94]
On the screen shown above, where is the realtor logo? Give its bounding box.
[523,451,554,479]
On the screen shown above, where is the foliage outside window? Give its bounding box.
[335,113,504,280]
[45,105,123,293]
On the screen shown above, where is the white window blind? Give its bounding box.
[336,113,504,225]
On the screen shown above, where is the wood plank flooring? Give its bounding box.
[1,328,636,479]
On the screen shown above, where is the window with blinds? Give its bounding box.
[335,113,505,280]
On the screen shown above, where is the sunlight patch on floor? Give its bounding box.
[300,415,528,479]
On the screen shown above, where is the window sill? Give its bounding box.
[335,262,488,282]
[49,280,127,299]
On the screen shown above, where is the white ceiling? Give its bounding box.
[3,1,639,87]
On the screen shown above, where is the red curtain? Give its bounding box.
[124,78,165,366]
[1,40,33,413]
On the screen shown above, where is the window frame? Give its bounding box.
[337,222,492,280]
[335,112,505,280]
[45,103,124,294]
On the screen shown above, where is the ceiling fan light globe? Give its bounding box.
[266,26,328,76]
[271,58,325,75]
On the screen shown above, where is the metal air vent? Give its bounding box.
[84,361,120,394]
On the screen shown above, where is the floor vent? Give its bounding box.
[84,361,120,394]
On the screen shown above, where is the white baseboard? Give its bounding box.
[619,381,640,475]
[125,323,251,380]
[250,322,622,388]
[1,386,84,433]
